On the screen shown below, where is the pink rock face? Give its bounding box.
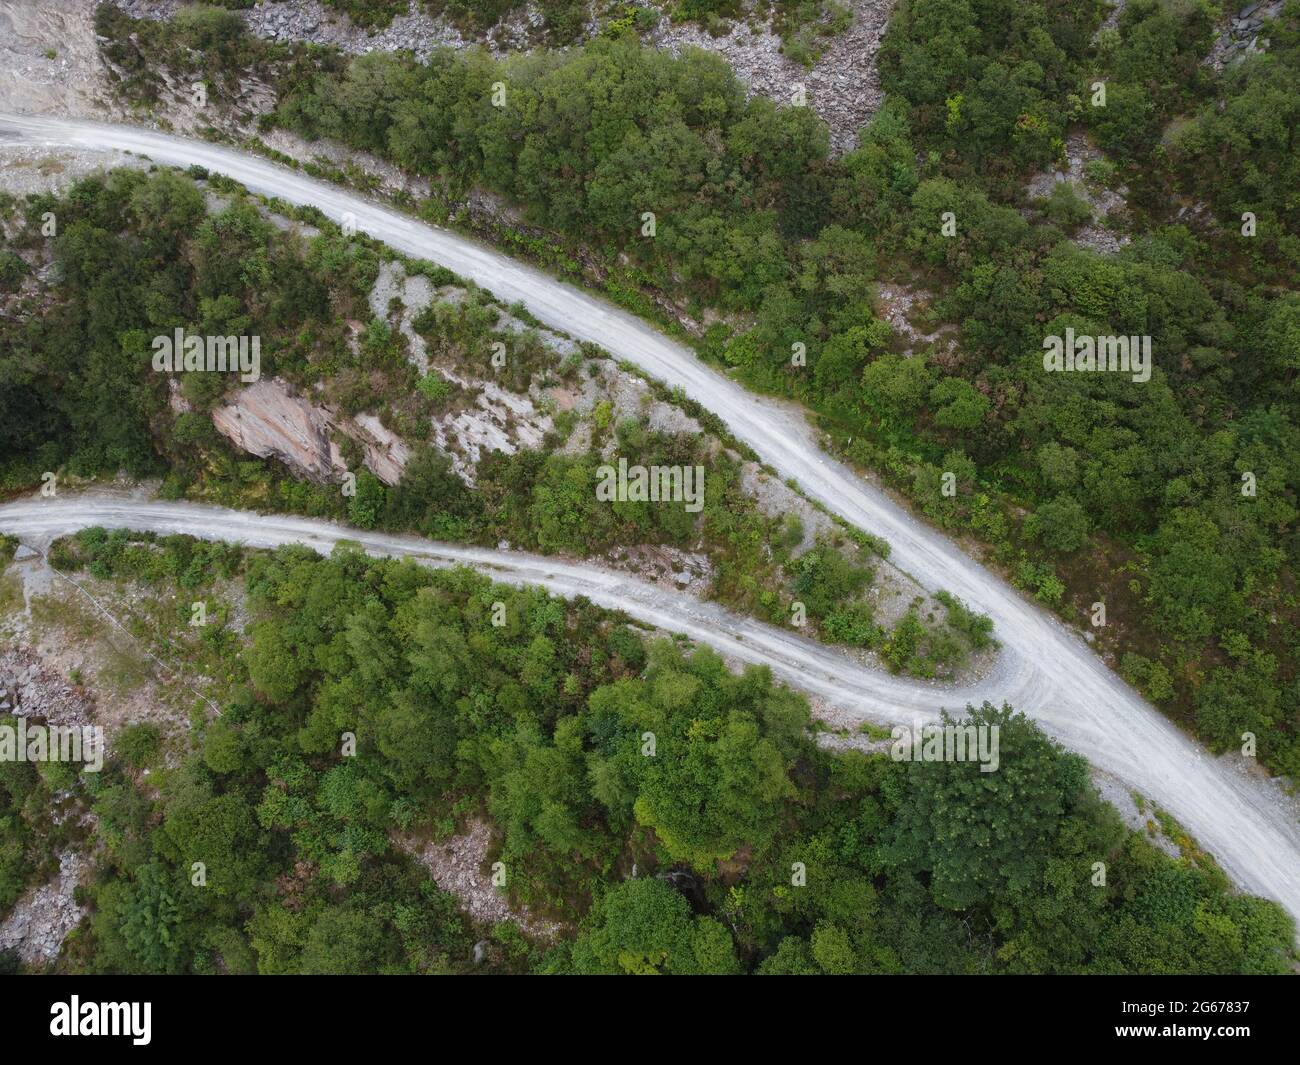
[212,378,344,485]
[350,413,411,487]
[212,379,410,486]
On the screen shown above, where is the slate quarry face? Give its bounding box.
[211,378,411,487]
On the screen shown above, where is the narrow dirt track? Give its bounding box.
[1,114,1296,929]
[0,496,1009,717]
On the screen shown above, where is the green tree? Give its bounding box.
[883,703,1088,911]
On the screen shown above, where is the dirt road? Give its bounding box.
[2,493,1297,931]
[1,114,1296,931]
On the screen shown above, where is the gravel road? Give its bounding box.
[1,114,1296,930]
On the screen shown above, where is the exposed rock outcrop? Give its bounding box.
[652,0,898,154]
[1208,0,1284,71]
[212,378,346,484]
[0,851,88,965]
[211,378,411,487]
[0,0,109,117]
[0,648,94,726]
[397,819,560,940]
[351,412,412,486]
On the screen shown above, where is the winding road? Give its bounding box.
[0,495,1002,718]
[1,114,1297,929]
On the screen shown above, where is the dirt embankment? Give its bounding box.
[0,0,112,117]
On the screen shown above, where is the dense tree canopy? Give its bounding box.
[12,535,1288,974]
[3,0,1298,975]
